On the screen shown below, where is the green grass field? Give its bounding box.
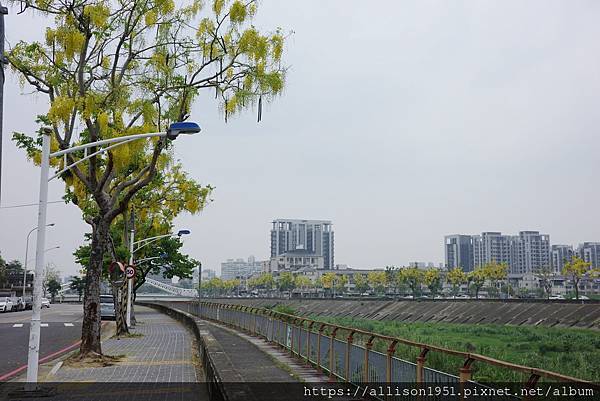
[311,315,600,382]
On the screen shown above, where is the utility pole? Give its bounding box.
[0,2,8,206]
[126,207,135,327]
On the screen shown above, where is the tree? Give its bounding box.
[483,262,508,298]
[47,278,62,302]
[467,267,487,299]
[367,271,387,295]
[353,273,369,294]
[562,257,591,300]
[294,275,312,293]
[534,265,555,299]
[43,263,61,298]
[70,276,86,302]
[277,272,295,297]
[334,274,348,294]
[320,272,336,296]
[423,269,442,299]
[446,267,467,297]
[9,0,286,357]
[384,266,398,294]
[398,267,424,297]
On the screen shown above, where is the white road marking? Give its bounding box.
[40,323,48,327]
[64,323,74,327]
[13,324,23,328]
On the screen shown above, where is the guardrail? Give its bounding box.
[187,301,592,393]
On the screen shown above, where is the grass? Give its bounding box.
[311,316,600,382]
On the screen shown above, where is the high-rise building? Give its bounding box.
[270,219,334,269]
[577,242,600,268]
[509,231,550,276]
[551,245,574,273]
[448,230,550,277]
[472,232,511,267]
[221,257,262,280]
[444,235,474,272]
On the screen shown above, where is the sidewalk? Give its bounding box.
[0,307,207,401]
[47,306,200,383]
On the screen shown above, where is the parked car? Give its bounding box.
[22,296,33,310]
[549,295,565,300]
[12,297,26,311]
[100,295,115,320]
[0,297,14,312]
[41,298,51,308]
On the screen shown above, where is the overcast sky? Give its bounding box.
[1,1,600,277]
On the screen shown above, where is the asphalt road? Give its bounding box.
[0,303,83,380]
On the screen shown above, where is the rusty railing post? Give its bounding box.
[522,374,541,401]
[317,324,326,373]
[329,327,339,381]
[306,321,315,364]
[386,340,398,383]
[459,358,475,399]
[364,335,375,383]
[416,348,429,384]
[345,330,355,382]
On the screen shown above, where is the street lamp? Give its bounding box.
[126,229,191,326]
[26,122,201,385]
[23,224,55,297]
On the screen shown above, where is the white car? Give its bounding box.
[549,295,564,300]
[41,298,51,308]
[0,297,14,312]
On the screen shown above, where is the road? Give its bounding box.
[0,303,83,380]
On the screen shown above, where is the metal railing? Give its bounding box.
[158,301,591,395]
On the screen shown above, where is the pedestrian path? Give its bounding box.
[48,307,199,383]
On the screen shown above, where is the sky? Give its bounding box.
[1,1,600,277]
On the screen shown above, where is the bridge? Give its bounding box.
[58,278,198,298]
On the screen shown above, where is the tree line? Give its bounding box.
[201,258,598,300]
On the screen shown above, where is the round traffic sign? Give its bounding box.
[125,265,136,279]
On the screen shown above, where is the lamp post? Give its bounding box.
[23,224,55,297]
[26,122,201,386]
[126,229,190,326]
[0,2,7,206]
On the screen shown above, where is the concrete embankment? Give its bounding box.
[202,298,600,329]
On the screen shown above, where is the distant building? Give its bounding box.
[202,269,216,280]
[221,256,262,280]
[268,251,324,271]
[509,231,550,276]
[472,232,512,267]
[448,230,551,277]
[577,242,600,268]
[444,235,474,272]
[551,245,574,273]
[271,219,334,269]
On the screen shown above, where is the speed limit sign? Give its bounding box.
[125,265,136,279]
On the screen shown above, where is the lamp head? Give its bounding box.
[166,122,201,140]
[177,229,191,236]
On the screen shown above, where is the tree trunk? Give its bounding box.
[112,280,129,336]
[80,219,109,356]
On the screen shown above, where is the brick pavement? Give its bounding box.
[48,306,199,383]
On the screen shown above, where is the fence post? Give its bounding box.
[345,330,355,382]
[297,319,305,358]
[522,373,541,401]
[459,358,475,399]
[306,322,315,364]
[329,327,339,381]
[290,318,296,356]
[317,324,326,373]
[364,335,375,383]
[416,348,429,384]
[386,340,398,383]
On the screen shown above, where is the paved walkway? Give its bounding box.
[49,307,199,383]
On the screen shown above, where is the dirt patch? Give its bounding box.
[63,352,126,368]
